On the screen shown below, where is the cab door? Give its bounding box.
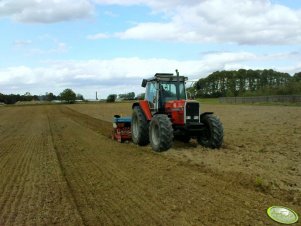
[145,82,159,114]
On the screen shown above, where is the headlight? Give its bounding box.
[186,116,191,119]
[194,116,199,120]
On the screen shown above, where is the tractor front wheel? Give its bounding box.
[197,114,223,149]
[131,106,149,145]
[149,114,173,152]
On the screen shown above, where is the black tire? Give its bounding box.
[197,114,223,149]
[149,114,173,152]
[131,106,149,146]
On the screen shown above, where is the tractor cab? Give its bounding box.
[142,71,187,114]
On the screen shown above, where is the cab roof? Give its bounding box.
[141,73,188,87]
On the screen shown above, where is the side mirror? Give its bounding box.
[141,79,147,87]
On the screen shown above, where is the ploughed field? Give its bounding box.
[0,103,300,225]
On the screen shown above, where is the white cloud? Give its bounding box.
[111,0,301,45]
[1,51,300,98]
[93,0,198,10]
[87,33,110,40]
[0,0,93,23]
[116,23,180,41]
[104,10,118,17]
[13,40,32,47]
[12,35,68,56]
[2,0,301,45]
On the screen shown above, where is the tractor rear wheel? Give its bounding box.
[197,114,223,149]
[149,114,173,152]
[131,106,149,145]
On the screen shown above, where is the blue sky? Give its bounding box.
[0,0,301,99]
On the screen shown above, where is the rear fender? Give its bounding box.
[132,101,152,121]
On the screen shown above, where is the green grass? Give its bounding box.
[196,98,301,106]
[196,98,220,104]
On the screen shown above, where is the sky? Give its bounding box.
[0,0,301,99]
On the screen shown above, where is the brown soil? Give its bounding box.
[0,104,300,225]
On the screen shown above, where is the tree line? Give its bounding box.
[0,88,84,104]
[3,69,299,104]
[106,92,145,102]
[193,69,301,98]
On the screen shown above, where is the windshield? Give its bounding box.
[160,82,186,101]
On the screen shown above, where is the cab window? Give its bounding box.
[160,82,186,101]
[146,82,157,108]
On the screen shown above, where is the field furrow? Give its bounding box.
[0,107,84,225]
[54,105,301,225]
[0,104,300,225]
[0,111,39,224]
[47,110,166,225]
[68,103,301,205]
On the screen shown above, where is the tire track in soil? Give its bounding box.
[69,140,172,224]
[64,105,301,207]
[49,140,118,225]
[66,132,215,224]
[1,105,300,225]
[0,106,84,225]
[58,105,301,225]
[59,107,203,225]
[19,110,83,226]
[58,127,238,225]
[48,108,169,225]
[49,113,130,225]
[81,152,171,217]
[46,113,86,226]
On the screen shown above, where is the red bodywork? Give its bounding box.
[138,99,186,125]
[165,100,186,125]
[139,100,152,120]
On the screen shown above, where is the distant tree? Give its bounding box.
[294,72,301,81]
[46,92,55,101]
[21,92,34,101]
[118,94,125,99]
[127,92,135,100]
[118,92,135,100]
[60,88,76,103]
[136,93,145,100]
[107,94,117,103]
[3,94,20,104]
[0,93,4,103]
[33,95,39,101]
[76,93,84,101]
[194,69,293,97]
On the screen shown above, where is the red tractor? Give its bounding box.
[131,70,224,152]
